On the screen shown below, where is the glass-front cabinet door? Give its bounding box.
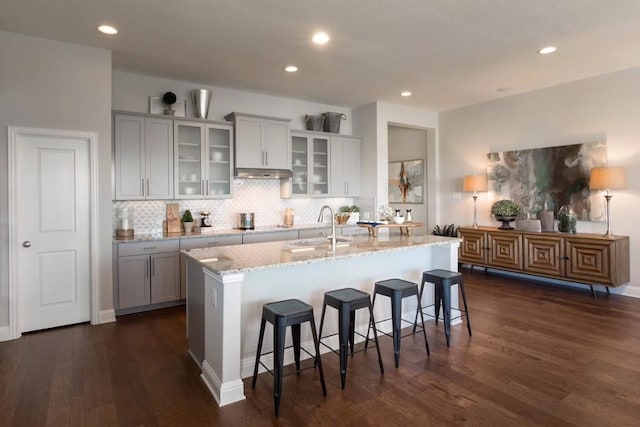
[311,137,329,196]
[174,121,234,199]
[291,135,308,196]
[175,122,204,198]
[290,132,330,197]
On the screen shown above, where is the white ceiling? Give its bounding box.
[3,0,640,112]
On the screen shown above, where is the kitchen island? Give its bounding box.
[183,233,461,406]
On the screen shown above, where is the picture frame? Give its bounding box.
[388,159,424,203]
[149,96,186,117]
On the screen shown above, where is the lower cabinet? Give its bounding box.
[458,226,630,288]
[117,239,180,311]
[242,230,299,244]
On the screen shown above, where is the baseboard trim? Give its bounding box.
[98,309,116,324]
[201,360,245,406]
[0,326,13,342]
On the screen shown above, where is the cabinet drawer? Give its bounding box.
[118,239,180,256]
[340,225,368,236]
[180,235,243,250]
[242,230,299,244]
[299,228,332,239]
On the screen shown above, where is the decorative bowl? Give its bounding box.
[335,213,350,225]
[393,215,405,224]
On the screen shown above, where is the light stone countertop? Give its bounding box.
[113,222,355,244]
[182,234,461,275]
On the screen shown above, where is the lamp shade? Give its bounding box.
[463,174,488,192]
[589,167,626,190]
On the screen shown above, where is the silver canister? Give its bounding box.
[192,89,211,119]
[239,212,255,229]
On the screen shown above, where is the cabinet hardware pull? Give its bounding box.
[146,179,150,196]
[266,151,268,165]
[151,258,154,276]
[145,259,149,277]
[143,246,157,250]
[207,242,218,246]
[206,180,209,195]
[141,178,145,196]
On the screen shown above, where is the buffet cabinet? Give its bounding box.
[458,226,630,291]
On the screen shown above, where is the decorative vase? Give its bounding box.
[183,221,193,233]
[495,216,516,230]
[557,205,576,233]
[192,89,211,119]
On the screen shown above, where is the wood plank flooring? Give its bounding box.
[2,272,640,426]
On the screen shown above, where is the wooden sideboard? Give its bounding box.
[458,226,630,296]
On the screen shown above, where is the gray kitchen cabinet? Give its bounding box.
[340,225,369,236]
[116,239,180,312]
[225,112,291,170]
[291,131,330,197]
[114,113,174,200]
[330,135,361,197]
[242,230,299,244]
[174,120,234,199]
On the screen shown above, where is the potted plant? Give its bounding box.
[182,209,194,233]
[490,200,522,230]
[162,91,177,116]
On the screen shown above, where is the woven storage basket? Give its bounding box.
[305,114,324,131]
[322,112,347,133]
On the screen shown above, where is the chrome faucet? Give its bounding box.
[317,205,337,251]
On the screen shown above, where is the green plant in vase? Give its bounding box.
[490,200,522,230]
[182,209,194,233]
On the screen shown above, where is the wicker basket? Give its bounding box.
[322,112,347,133]
[305,114,324,131]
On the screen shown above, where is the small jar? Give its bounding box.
[557,205,576,233]
[116,207,135,237]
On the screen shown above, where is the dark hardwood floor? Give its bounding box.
[2,273,640,426]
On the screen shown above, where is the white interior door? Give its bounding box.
[16,132,91,332]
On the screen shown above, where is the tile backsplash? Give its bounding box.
[113,178,374,234]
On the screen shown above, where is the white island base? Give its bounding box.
[184,234,461,406]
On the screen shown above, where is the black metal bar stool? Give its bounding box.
[366,278,430,367]
[252,299,326,417]
[318,288,384,389]
[413,269,472,347]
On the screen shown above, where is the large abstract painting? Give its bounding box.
[389,160,424,204]
[487,142,607,221]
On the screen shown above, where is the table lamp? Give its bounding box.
[463,174,488,228]
[589,167,626,238]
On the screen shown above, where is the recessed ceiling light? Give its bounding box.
[98,25,118,35]
[496,87,512,92]
[312,32,330,45]
[284,65,298,73]
[401,91,412,97]
[538,46,556,55]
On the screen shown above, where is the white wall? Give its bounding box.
[0,31,113,327]
[353,101,439,230]
[113,71,351,134]
[440,67,640,296]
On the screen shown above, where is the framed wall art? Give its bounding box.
[487,141,607,221]
[388,159,424,204]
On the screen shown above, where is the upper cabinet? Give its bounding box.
[174,120,234,199]
[291,131,330,197]
[114,113,174,200]
[225,112,291,171]
[330,135,361,197]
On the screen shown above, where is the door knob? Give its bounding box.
[23,241,31,247]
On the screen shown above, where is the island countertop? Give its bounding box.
[182,233,461,275]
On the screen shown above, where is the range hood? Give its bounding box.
[235,168,292,179]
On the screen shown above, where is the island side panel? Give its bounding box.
[185,255,205,365]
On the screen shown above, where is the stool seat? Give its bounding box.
[368,279,430,368]
[263,299,315,326]
[318,288,384,389]
[252,298,326,417]
[414,269,471,347]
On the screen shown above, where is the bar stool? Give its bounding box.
[413,269,472,347]
[318,288,384,389]
[366,278,430,367]
[252,299,326,417]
